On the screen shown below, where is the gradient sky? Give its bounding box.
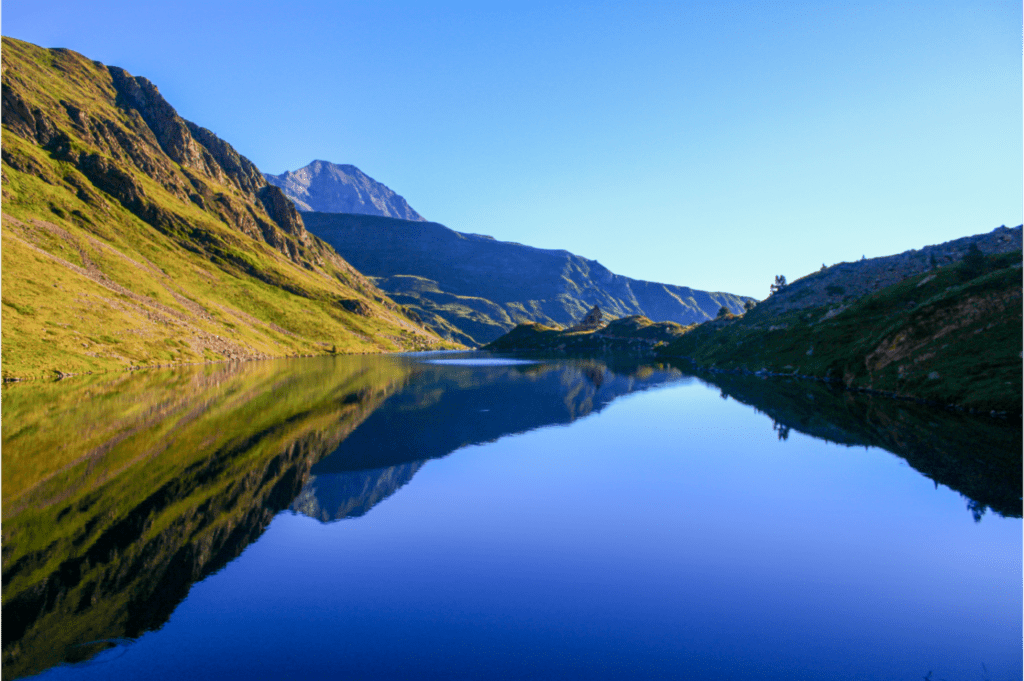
[4,1,1021,297]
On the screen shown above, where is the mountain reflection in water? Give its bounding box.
[1,353,1019,679]
[0,355,683,677]
[289,357,687,523]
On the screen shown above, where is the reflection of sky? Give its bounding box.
[41,380,1021,681]
[420,358,540,366]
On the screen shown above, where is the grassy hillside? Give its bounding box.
[302,211,752,346]
[659,247,1022,413]
[1,38,454,380]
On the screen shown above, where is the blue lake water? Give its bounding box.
[3,354,1020,680]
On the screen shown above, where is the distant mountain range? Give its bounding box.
[265,160,425,220]
[302,212,753,346]
[264,161,753,346]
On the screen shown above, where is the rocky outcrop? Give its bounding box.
[257,184,305,237]
[184,121,266,195]
[107,67,221,180]
[569,305,604,331]
[265,160,425,220]
[4,51,309,259]
[104,65,309,251]
[1,81,58,146]
[484,315,690,354]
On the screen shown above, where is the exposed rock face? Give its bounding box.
[257,184,305,237]
[484,315,691,354]
[265,160,425,220]
[185,121,266,195]
[104,67,314,252]
[107,67,216,176]
[570,305,604,331]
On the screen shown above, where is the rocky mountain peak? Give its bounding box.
[264,160,425,221]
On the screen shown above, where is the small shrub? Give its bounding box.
[3,299,36,316]
[958,243,986,281]
[769,275,787,296]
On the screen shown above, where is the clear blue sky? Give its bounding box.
[4,1,1021,298]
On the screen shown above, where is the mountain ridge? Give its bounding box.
[302,211,754,346]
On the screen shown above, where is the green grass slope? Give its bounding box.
[1,37,454,380]
[659,248,1023,413]
[301,211,752,346]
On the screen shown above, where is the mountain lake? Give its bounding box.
[2,353,1020,680]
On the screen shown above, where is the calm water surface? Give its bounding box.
[2,354,1020,680]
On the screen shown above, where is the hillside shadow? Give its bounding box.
[670,362,1022,520]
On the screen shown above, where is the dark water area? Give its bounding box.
[1,353,1020,680]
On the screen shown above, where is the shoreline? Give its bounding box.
[488,346,1021,420]
[667,356,1020,420]
[0,347,443,384]
[7,347,1020,422]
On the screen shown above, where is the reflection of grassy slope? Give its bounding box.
[659,252,1022,412]
[302,212,750,346]
[1,357,410,679]
[1,38,451,380]
[683,368,1021,519]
